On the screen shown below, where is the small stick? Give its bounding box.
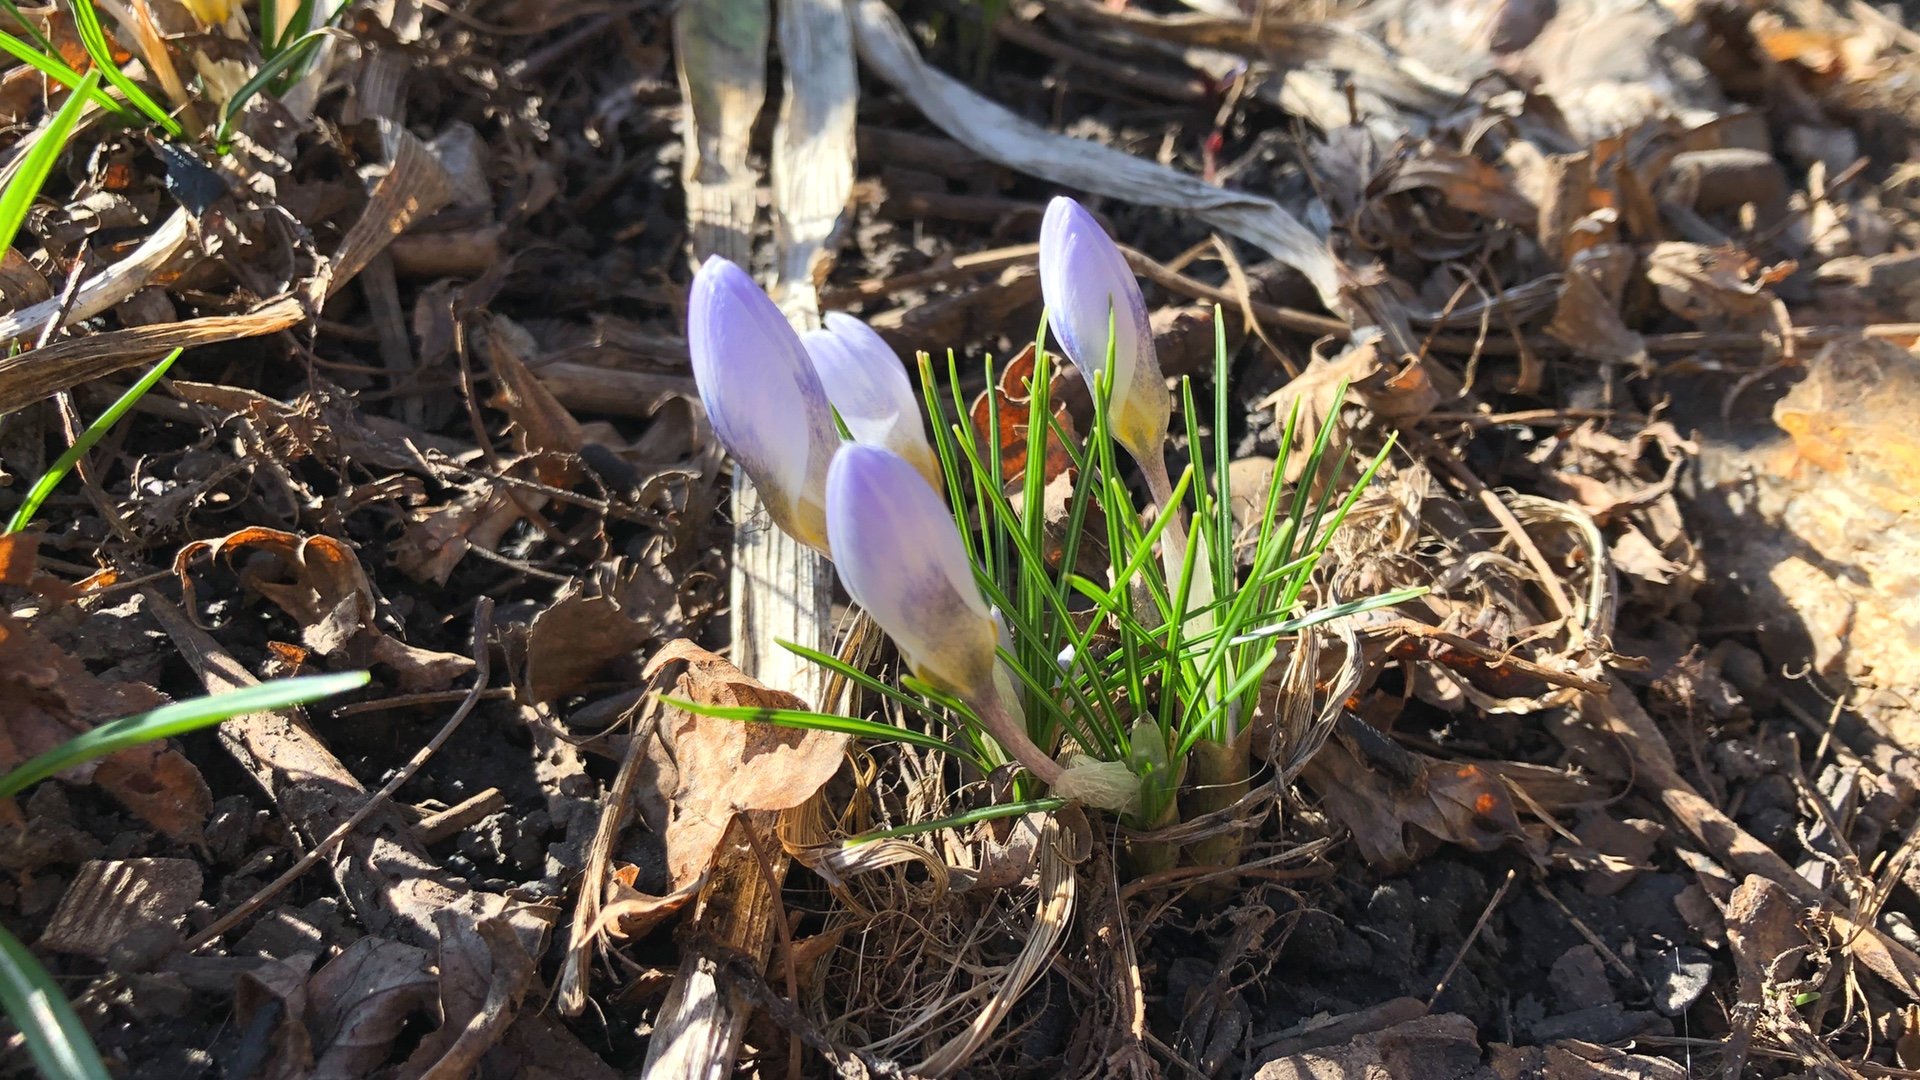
[414,787,508,846]
[1532,880,1649,990]
[185,597,496,952]
[1426,869,1515,1009]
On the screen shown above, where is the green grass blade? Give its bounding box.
[216,28,330,145]
[776,639,954,729]
[1212,308,1232,584]
[846,797,1066,845]
[66,0,182,136]
[662,698,978,763]
[0,923,110,1080]
[0,1,60,54]
[5,346,182,535]
[1225,586,1428,647]
[0,68,99,258]
[0,671,368,799]
[0,32,127,118]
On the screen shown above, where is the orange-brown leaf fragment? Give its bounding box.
[969,344,1076,486]
[0,614,212,843]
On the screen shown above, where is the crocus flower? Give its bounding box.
[1038,196,1169,465]
[802,313,943,491]
[688,256,840,552]
[827,443,1063,785]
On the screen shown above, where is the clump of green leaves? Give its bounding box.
[689,315,1419,853]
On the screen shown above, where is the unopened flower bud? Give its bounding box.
[687,256,840,552]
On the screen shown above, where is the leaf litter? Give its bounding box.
[0,0,1917,1077]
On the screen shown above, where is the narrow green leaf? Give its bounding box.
[1225,587,1429,647]
[0,68,99,259]
[661,697,974,760]
[846,797,1066,845]
[0,923,110,1080]
[66,0,182,136]
[5,346,183,535]
[776,639,949,729]
[0,32,127,118]
[217,29,333,146]
[0,671,368,799]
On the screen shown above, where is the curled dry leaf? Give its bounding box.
[1645,241,1783,322]
[1302,729,1529,870]
[521,577,652,705]
[0,613,212,843]
[643,640,849,887]
[305,936,439,1080]
[1256,330,1436,480]
[968,343,1076,487]
[174,526,474,691]
[572,639,850,955]
[400,912,538,1078]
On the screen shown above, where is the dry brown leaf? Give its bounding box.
[1386,150,1536,222]
[175,527,474,690]
[968,343,1075,487]
[39,858,202,958]
[401,913,537,1078]
[591,864,702,942]
[483,314,584,483]
[522,579,652,705]
[0,614,212,842]
[1301,732,1528,870]
[1645,242,1779,323]
[1546,247,1648,370]
[644,640,848,887]
[305,937,438,1080]
[233,956,316,1080]
[0,532,35,588]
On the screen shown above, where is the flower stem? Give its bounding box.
[969,691,1064,787]
[1138,453,1188,566]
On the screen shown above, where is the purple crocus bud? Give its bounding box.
[802,313,942,491]
[827,443,1063,785]
[688,256,840,552]
[1038,196,1169,464]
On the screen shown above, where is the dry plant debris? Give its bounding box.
[0,0,1917,1077]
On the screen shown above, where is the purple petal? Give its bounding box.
[1038,197,1167,456]
[826,444,997,698]
[804,314,941,488]
[688,256,839,549]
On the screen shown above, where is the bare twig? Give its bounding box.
[185,598,497,951]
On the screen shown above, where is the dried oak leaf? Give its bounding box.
[305,936,438,1080]
[645,640,849,887]
[969,343,1076,487]
[175,527,472,691]
[1301,734,1527,870]
[0,614,212,843]
[521,577,651,705]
